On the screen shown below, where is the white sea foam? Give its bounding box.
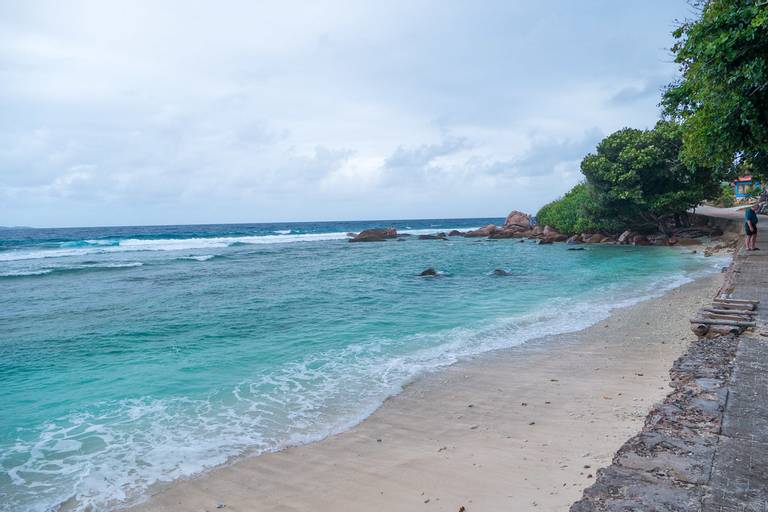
[0,262,143,277]
[0,259,723,512]
[0,227,479,262]
[0,233,350,262]
[177,255,217,262]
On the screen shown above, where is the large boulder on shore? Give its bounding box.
[566,235,582,244]
[585,233,606,244]
[504,210,532,229]
[632,234,650,246]
[349,228,397,242]
[488,228,526,239]
[464,224,498,237]
[448,230,464,236]
[618,230,634,244]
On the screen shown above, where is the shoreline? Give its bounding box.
[124,270,724,512]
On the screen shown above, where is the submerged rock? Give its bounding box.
[419,267,439,276]
[492,269,513,276]
[567,247,586,251]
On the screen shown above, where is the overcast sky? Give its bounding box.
[0,1,693,227]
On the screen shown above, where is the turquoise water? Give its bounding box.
[0,219,722,511]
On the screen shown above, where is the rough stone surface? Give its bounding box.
[504,210,531,228]
[348,228,397,242]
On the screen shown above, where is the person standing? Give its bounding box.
[745,204,759,251]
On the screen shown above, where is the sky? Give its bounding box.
[0,0,695,227]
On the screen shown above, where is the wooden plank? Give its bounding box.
[690,318,756,327]
[700,307,755,316]
[711,301,756,311]
[715,298,760,304]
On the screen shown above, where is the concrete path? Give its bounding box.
[572,207,768,511]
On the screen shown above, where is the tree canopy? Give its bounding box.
[662,0,768,178]
[581,120,719,231]
[537,122,719,234]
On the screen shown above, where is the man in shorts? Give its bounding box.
[745,204,759,251]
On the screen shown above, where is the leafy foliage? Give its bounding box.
[662,0,768,179]
[535,183,599,234]
[716,182,736,207]
[537,121,719,234]
[581,120,719,231]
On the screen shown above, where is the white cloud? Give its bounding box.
[0,0,691,226]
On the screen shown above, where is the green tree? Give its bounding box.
[580,120,719,232]
[536,183,599,234]
[662,0,768,179]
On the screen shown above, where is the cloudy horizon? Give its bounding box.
[1,1,693,228]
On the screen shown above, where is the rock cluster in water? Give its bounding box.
[347,210,739,251]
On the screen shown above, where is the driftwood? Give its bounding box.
[700,312,757,322]
[714,297,760,305]
[690,318,756,327]
[700,307,755,316]
[711,300,756,311]
[691,324,710,336]
[690,323,744,337]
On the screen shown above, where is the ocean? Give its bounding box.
[0,219,723,511]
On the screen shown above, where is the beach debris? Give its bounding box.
[216,503,226,509]
[690,297,758,337]
[419,268,438,277]
[529,421,536,425]
[521,402,528,406]
[469,425,479,430]
[458,506,466,512]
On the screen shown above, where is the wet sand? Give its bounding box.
[126,273,722,512]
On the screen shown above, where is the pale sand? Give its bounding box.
[127,273,722,512]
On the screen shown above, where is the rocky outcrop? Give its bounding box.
[464,224,498,237]
[418,233,447,240]
[504,210,532,229]
[419,267,438,276]
[618,230,633,244]
[349,228,397,242]
[584,233,605,244]
[566,235,581,244]
[632,235,650,246]
[448,230,464,236]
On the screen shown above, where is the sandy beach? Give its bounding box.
[124,271,723,512]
